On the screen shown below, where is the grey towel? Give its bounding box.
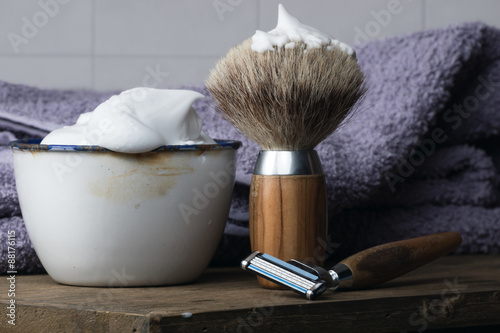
[0,146,20,218]
[1,21,500,274]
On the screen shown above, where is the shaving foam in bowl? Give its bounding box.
[10,139,241,286]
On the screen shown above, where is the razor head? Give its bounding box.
[241,251,328,300]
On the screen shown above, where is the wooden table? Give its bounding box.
[1,255,499,332]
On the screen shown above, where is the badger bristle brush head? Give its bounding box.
[206,39,365,150]
[206,4,365,289]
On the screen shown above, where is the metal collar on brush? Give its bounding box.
[253,150,324,176]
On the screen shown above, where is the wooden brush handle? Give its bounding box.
[338,232,462,289]
[250,174,327,289]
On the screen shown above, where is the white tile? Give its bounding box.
[259,0,424,46]
[93,56,218,91]
[0,56,92,89]
[425,0,500,29]
[94,0,258,56]
[0,0,92,55]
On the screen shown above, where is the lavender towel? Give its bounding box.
[1,22,500,274]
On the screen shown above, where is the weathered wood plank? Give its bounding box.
[1,255,499,332]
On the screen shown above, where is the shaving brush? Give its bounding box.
[207,33,365,289]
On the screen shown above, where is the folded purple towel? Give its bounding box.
[1,22,500,274]
[333,205,500,258]
[0,216,44,274]
[0,81,112,138]
[0,147,20,218]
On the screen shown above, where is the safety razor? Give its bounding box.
[242,232,462,300]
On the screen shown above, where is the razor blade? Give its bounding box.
[241,251,351,300]
[241,232,463,300]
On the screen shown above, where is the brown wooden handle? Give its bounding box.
[339,231,462,289]
[250,174,327,289]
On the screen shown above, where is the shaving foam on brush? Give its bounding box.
[206,4,365,289]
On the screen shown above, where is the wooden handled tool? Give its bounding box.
[250,173,327,289]
[242,232,463,299]
[333,231,463,289]
[248,150,328,289]
[205,7,365,291]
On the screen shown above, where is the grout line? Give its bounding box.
[92,54,222,59]
[0,54,221,59]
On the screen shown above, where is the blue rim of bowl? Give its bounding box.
[9,139,242,152]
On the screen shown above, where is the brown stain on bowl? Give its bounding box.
[87,151,194,204]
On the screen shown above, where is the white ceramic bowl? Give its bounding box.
[10,139,240,287]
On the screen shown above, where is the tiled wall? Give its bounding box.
[1,0,499,91]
